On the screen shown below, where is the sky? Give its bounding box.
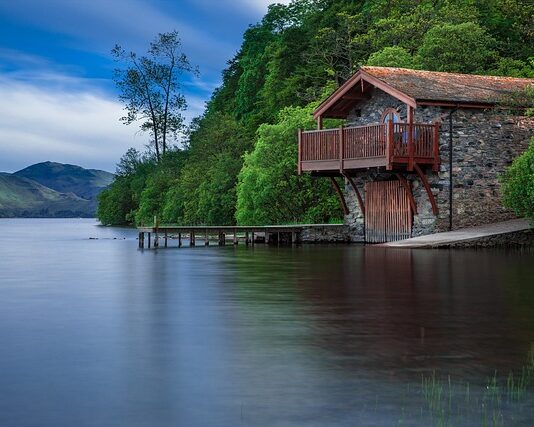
[0,0,290,173]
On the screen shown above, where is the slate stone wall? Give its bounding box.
[300,225,350,243]
[342,88,534,241]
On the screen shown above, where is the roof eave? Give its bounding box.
[313,71,364,120]
[417,99,496,109]
[313,69,417,120]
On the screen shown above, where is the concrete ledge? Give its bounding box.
[379,219,533,248]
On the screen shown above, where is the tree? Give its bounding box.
[115,147,143,176]
[417,23,498,74]
[112,31,197,162]
[501,138,534,222]
[367,46,415,68]
[176,112,250,225]
[235,103,342,225]
[308,12,363,86]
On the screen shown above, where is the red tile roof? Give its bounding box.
[361,66,532,105]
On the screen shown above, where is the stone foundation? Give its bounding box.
[300,225,350,243]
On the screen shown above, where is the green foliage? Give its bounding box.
[134,151,187,226]
[112,31,197,161]
[235,103,342,225]
[175,112,250,225]
[490,57,534,78]
[367,46,415,68]
[97,177,137,225]
[100,0,534,226]
[97,149,155,225]
[501,139,534,222]
[417,22,498,73]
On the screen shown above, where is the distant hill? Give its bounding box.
[0,162,114,218]
[14,161,114,200]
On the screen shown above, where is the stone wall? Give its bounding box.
[300,225,350,243]
[343,88,534,241]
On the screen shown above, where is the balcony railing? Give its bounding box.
[298,122,440,174]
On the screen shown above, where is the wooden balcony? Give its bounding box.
[298,122,440,174]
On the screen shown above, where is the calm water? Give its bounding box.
[0,219,533,426]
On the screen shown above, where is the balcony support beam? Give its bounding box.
[342,172,365,218]
[414,163,439,215]
[329,177,349,216]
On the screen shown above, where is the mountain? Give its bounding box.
[14,161,114,200]
[0,162,114,218]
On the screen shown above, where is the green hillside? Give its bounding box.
[97,0,534,226]
[15,161,114,200]
[0,173,94,218]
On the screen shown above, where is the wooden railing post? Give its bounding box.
[432,122,440,171]
[387,120,394,170]
[297,128,302,175]
[407,107,414,171]
[339,125,344,172]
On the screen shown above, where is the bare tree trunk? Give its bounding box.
[162,54,175,157]
[133,57,161,162]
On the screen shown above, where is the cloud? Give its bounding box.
[194,0,292,16]
[0,0,236,72]
[0,74,146,173]
[235,0,292,14]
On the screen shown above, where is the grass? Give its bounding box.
[418,344,534,426]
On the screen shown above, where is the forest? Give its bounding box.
[97,0,534,226]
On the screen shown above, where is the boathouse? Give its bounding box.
[298,67,534,243]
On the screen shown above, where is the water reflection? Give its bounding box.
[0,220,533,426]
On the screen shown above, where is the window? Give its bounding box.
[381,108,401,124]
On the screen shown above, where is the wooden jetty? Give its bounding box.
[137,224,346,249]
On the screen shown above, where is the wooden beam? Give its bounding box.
[413,163,439,215]
[339,125,344,172]
[417,100,493,109]
[386,119,394,170]
[329,98,356,116]
[329,177,349,216]
[297,128,302,175]
[342,94,370,101]
[407,106,414,171]
[314,74,363,119]
[342,172,365,218]
[395,173,418,214]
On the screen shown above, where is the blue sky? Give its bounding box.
[0,0,289,172]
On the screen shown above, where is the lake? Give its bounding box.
[0,218,533,426]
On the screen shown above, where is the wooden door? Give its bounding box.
[365,180,412,243]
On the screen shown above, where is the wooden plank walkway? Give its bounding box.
[137,224,346,248]
[379,219,532,248]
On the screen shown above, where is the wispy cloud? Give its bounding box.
[0,0,236,70]
[0,74,144,173]
[234,0,292,14]
[0,62,211,172]
[194,0,292,16]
